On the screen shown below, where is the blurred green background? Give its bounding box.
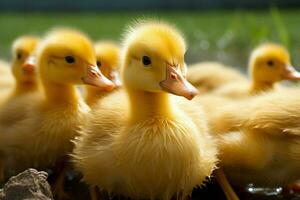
[0,1,299,72]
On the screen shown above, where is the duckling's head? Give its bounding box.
[122,21,198,100]
[249,43,300,84]
[37,28,114,90]
[94,41,121,87]
[11,36,40,85]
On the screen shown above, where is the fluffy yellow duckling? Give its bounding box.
[0,36,39,103]
[0,29,114,198]
[73,21,218,200]
[85,41,121,106]
[0,36,40,135]
[187,62,246,94]
[198,88,300,197]
[0,36,40,182]
[213,43,300,98]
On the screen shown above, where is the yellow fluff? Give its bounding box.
[73,21,218,200]
[0,60,14,92]
[213,43,300,99]
[199,88,300,188]
[187,62,246,94]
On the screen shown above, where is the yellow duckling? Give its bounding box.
[198,88,300,198]
[0,29,114,198]
[187,62,246,94]
[73,21,218,200]
[0,36,40,131]
[213,43,300,98]
[0,36,39,103]
[85,41,121,106]
[10,36,40,95]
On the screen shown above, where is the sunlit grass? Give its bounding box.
[0,9,299,71]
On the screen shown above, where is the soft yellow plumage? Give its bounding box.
[213,43,300,99]
[0,60,14,93]
[187,62,246,94]
[73,21,218,200]
[85,41,121,106]
[199,88,300,189]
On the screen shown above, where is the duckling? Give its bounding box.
[0,29,114,199]
[213,43,300,98]
[85,41,121,106]
[72,21,218,200]
[0,36,41,182]
[187,62,246,94]
[198,88,300,197]
[0,36,40,131]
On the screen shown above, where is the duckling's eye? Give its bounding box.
[267,60,274,67]
[142,56,151,66]
[97,60,101,68]
[17,52,22,60]
[65,56,75,64]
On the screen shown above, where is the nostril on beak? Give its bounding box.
[171,73,177,80]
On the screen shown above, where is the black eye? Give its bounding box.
[267,60,274,67]
[17,52,22,60]
[96,60,101,67]
[65,56,75,64]
[142,56,151,66]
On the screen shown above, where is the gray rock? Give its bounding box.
[0,168,53,200]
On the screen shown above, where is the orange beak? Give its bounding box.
[282,65,300,80]
[22,56,36,74]
[110,70,122,88]
[82,65,115,91]
[159,64,198,100]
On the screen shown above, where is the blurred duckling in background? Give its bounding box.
[0,60,14,92]
[10,36,40,96]
[85,41,121,106]
[187,62,246,94]
[0,36,40,141]
[73,21,218,200]
[213,43,300,98]
[198,88,300,198]
[0,36,40,182]
[0,36,39,103]
[0,29,114,199]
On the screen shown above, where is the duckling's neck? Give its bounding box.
[41,79,79,106]
[127,88,175,123]
[250,80,274,94]
[85,86,109,106]
[13,80,38,95]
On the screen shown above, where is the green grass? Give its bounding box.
[0,9,300,71]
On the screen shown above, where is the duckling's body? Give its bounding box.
[213,43,300,99]
[73,21,218,200]
[187,62,246,94]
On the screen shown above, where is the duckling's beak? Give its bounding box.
[82,65,115,91]
[110,70,122,88]
[160,64,198,100]
[282,65,300,80]
[22,56,36,74]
